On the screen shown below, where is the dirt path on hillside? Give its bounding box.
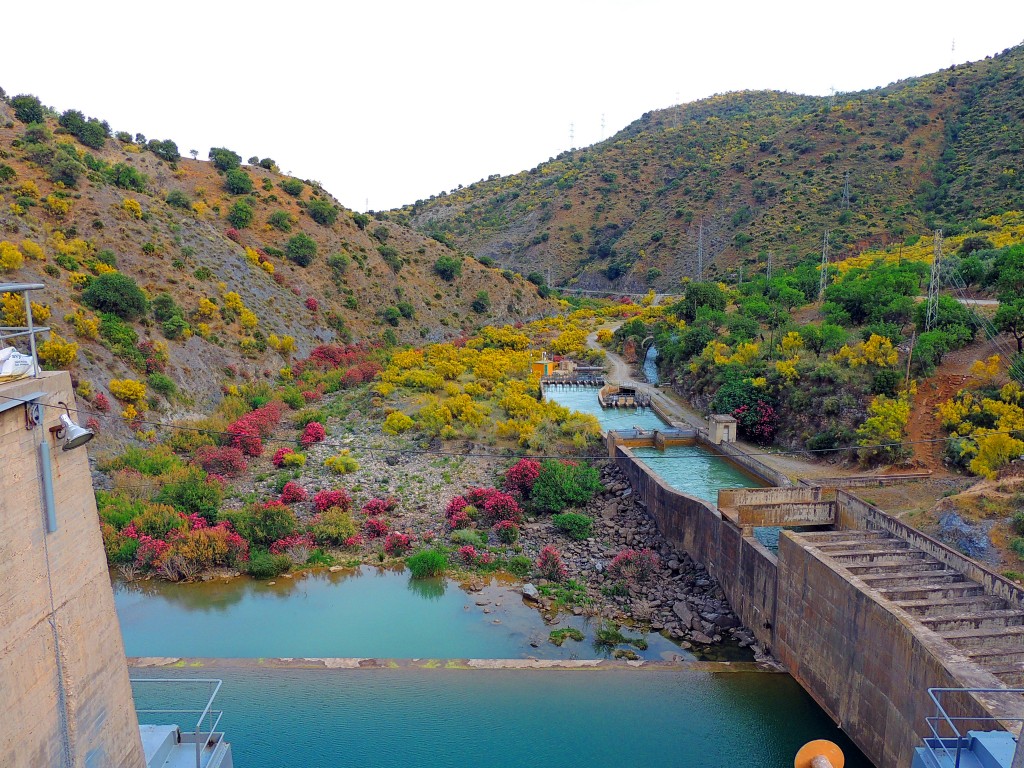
[587,326,860,482]
[905,336,1007,474]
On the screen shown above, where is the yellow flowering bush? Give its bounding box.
[1,293,49,325]
[109,378,147,403]
[121,198,143,219]
[382,411,414,435]
[833,334,898,368]
[20,240,44,260]
[36,333,78,369]
[0,241,24,272]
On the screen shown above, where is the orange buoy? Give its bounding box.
[794,739,845,768]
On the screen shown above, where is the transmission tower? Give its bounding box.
[569,122,575,148]
[697,219,705,280]
[766,250,773,282]
[925,230,943,331]
[818,230,830,301]
[829,87,836,109]
[842,172,851,209]
[600,114,606,141]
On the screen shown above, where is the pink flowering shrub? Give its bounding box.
[343,534,364,548]
[362,496,399,516]
[279,481,308,504]
[313,489,352,513]
[363,517,389,539]
[446,495,469,517]
[195,446,248,477]
[94,392,111,412]
[86,417,101,433]
[305,297,319,312]
[607,548,660,583]
[269,533,315,556]
[481,491,522,525]
[135,535,170,568]
[227,401,284,457]
[225,228,241,243]
[458,545,478,564]
[383,532,413,556]
[503,458,541,497]
[446,509,472,530]
[536,545,568,582]
[300,421,326,447]
[272,447,294,467]
[301,389,321,403]
[493,519,520,544]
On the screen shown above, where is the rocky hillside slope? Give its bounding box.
[0,93,554,441]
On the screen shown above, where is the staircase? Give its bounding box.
[139,724,233,768]
[802,530,1024,686]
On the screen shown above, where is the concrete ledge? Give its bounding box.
[127,657,784,673]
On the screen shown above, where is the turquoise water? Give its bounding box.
[543,384,667,431]
[632,445,762,504]
[114,566,690,660]
[129,666,870,768]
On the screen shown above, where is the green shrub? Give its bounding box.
[0,163,16,183]
[154,468,224,522]
[102,445,183,476]
[11,94,44,124]
[433,255,462,281]
[552,512,594,540]
[378,245,401,272]
[471,291,490,313]
[268,210,292,232]
[451,529,487,547]
[286,233,317,267]
[148,372,177,397]
[549,628,584,646]
[306,199,338,226]
[503,555,532,578]
[1013,512,1024,537]
[98,313,143,367]
[209,147,242,171]
[147,139,179,163]
[872,368,902,397]
[106,162,147,191]
[310,507,357,545]
[531,460,602,514]
[246,550,292,579]
[224,168,253,194]
[220,503,296,547]
[227,199,254,229]
[96,490,148,528]
[383,306,401,326]
[280,178,304,197]
[82,273,148,320]
[406,548,448,578]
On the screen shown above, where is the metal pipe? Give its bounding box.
[39,441,57,533]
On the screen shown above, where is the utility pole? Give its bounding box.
[925,230,943,331]
[829,87,836,109]
[842,172,851,210]
[818,230,830,301]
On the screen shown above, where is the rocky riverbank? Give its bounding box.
[514,462,768,661]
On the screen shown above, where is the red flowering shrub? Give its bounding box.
[225,228,241,243]
[383,532,413,556]
[493,519,520,544]
[446,495,469,518]
[503,458,541,497]
[732,401,779,445]
[343,534,364,548]
[363,517,389,539]
[86,417,101,433]
[135,535,170,569]
[227,401,285,457]
[272,447,294,467]
[184,513,208,530]
[362,496,399,516]
[94,392,111,412]
[482,491,522,525]
[458,545,478,564]
[273,272,286,286]
[313,489,352,513]
[341,361,382,386]
[607,548,660,583]
[300,421,326,447]
[536,545,568,582]
[279,481,308,504]
[446,509,472,530]
[269,533,315,555]
[301,390,321,403]
[195,446,248,477]
[305,297,319,312]
[464,486,499,507]
[309,344,364,370]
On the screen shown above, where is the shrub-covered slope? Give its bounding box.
[395,44,1024,291]
[0,92,554,441]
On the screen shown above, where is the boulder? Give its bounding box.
[522,583,540,601]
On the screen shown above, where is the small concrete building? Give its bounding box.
[532,353,556,378]
[708,414,738,444]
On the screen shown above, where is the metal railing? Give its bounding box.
[0,282,49,378]
[924,687,1024,768]
[130,678,224,768]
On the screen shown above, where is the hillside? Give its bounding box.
[394,44,1024,291]
[0,93,554,442]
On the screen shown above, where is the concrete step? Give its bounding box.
[985,662,1024,685]
[940,625,1024,652]
[857,569,967,588]
[800,530,892,544]
[919,610,1024,633]
[894,595,1008,616]
[826,547,923,563]
[966,644,1024,666]
[876,582,985,601]
[816,540,909,553]
[844,560,947,576]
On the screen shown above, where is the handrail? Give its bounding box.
[130,678,223,768]
[0,283,49,378]
[925,687,1024,768]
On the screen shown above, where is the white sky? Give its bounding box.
[3,1,1023,211]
